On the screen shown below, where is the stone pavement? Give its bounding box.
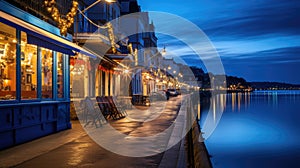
[0,96,189,168]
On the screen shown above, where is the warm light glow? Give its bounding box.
[44,0,78,36]
[105,0,116,3]
[124,69,129,74]
[4,79,10,85]
[178,73,183,78]
[12,39,17,43]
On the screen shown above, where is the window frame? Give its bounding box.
[0,21,68,104]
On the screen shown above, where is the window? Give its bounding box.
[21,32,38,99]
[0,19,70,101]
[41,47,53,99]
[57,52,64,98]
[70,54,86,98]
[0,22,16,100]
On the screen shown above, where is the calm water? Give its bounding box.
[200,90,300,168]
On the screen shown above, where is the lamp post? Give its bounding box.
[161,45,166,56]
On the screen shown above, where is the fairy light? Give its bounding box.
[44,0,78,36]
[44,0,117,50]
[107,22,116,53]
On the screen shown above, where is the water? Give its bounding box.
[200,90,300,168]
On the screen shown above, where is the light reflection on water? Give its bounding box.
[200,90,300,168]
[200,94,227,139]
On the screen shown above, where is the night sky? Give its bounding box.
[137,0,300,84]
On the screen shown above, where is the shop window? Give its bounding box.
[57,52,64,98]
[70,54,86,98]
[21,32,37,99]
[0,22,16,100]
[41,47,53,99]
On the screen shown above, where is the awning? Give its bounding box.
[27,34,74,55]
[0,11,98,58]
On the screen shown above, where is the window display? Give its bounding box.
[0,21,67,101]
[41,48,53,99]
[21,32,37,99]
[70,54,87,98]
[57,52,64,98]
[0,22,16,100]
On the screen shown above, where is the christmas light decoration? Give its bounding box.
[106,22,116,53]
[44,0,78,36]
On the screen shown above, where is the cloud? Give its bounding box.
[196,0,300,40]
[221,46,300,64]
[143,0,300,83]
[157,33,222,60]
[214,35,300,55]
[176,46,300,82]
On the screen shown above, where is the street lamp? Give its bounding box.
[81,0,116,13]
[161,45,166,56]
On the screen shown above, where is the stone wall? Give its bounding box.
[188,121,213,168]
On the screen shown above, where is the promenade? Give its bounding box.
[0,96,189,168]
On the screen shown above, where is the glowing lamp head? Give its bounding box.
[105,0,116,3]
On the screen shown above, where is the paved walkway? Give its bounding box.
[0,96,189,168]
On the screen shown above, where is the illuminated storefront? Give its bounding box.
[0,1,96,150]
[69,56,118,99]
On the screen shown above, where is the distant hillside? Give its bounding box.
[188,66,300,90]
[250,82,300,90]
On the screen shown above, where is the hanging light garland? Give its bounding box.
[77,9,117,53]
[106,22,116,53]
[44,0,117,52]
[44,0,78,36]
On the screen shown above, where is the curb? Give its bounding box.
[158,96,188,168]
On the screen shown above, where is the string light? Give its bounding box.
[77,9,117,53]
[44,0,117,51]
[77,9,108,29]
[44,0,78,36]
[107,22,116,53]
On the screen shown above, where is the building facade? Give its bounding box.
[72,0,128,99]
[0,0,97,150]
[0,0,186,149]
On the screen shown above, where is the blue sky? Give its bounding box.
[137,0,300,84]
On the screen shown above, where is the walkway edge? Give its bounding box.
[158,96,188,168]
